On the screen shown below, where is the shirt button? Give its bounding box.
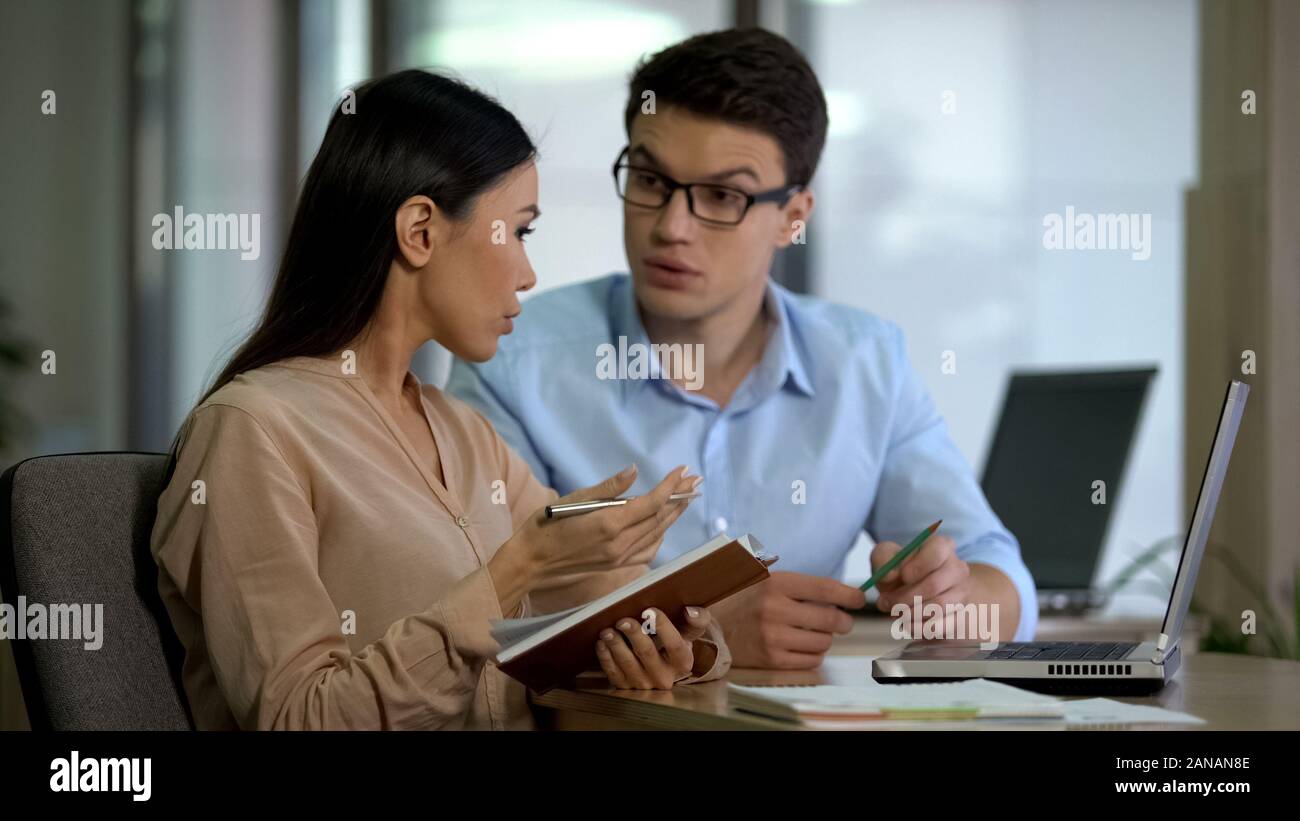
[713,516,728,534]
[456,515,470,528]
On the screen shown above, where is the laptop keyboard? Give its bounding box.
[978,641,1138,661]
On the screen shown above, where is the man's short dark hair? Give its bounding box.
[624,28,828,186]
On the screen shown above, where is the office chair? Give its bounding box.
[0,452,193,729]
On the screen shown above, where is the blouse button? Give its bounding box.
[456,515,470,528]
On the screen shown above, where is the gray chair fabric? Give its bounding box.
[1,452,193,730]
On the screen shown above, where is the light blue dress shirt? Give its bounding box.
[446,273,1038,640]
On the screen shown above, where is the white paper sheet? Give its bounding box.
[1060,698,1205,725]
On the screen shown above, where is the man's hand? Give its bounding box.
[871,534,1020,641]
[871,533,970,614]
[709,571,866,669]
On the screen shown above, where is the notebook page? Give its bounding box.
[489,605,583,651]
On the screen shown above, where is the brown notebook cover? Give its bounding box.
[496,534,772,694]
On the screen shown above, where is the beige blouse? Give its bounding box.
[150,355,728,730]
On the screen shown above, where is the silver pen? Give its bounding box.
[544,492,701,519]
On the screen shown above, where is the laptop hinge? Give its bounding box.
[1152,633,1174,664]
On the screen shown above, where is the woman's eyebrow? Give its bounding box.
[517,204,540,218]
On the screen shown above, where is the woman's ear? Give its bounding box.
[393,195,440,268]
[776,189,815,249]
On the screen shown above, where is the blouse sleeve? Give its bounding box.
[672,619,731,684]
[154,403,505,730]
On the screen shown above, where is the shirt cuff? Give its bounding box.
[960,536,1039,642]
[676,619,731,685]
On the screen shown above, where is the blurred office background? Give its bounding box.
[1,0,1297,728]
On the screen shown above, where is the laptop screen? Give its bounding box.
[1160,381,1248,645]
[980,368,1156,590]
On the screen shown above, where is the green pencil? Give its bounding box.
[859,520,942,592]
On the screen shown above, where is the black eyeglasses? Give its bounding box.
[612,146,804,226]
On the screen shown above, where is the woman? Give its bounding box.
[150,69,728,730]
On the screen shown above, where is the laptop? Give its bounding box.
[873,379,1248,695]
[980,367,1156,614]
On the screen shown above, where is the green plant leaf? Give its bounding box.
[1100,535,1182,597]
[1205,545,1294,658]
[1292,567,1300,659]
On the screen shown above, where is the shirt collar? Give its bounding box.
[609,275,815,405]
[608,282,660,403]
[759,280,816,399]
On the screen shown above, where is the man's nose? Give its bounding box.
[652,187,695,243]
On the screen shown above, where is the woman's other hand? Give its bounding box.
[594,606,716,689]
[508,464,699,583]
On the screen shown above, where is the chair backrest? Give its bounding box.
[0,452,193,730]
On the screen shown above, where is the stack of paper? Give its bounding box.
[728,681,1205,727]
[1060,699,1204,726]
[728,680,1064,723]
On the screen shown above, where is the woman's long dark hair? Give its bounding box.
[164,69,536,478]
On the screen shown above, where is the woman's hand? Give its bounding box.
[504,464,699,586]
[594,606,716,689]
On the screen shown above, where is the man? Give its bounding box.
[447,28,1037,669]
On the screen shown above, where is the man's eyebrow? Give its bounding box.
[517,204,540,218]
[700,165,761,184]
[628,145,761,185]
[629,145,662,168]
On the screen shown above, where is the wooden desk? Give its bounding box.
[532,616,1295,731]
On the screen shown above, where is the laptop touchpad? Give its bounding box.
[894,642,989,660]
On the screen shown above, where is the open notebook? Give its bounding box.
[492,533,774,693]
